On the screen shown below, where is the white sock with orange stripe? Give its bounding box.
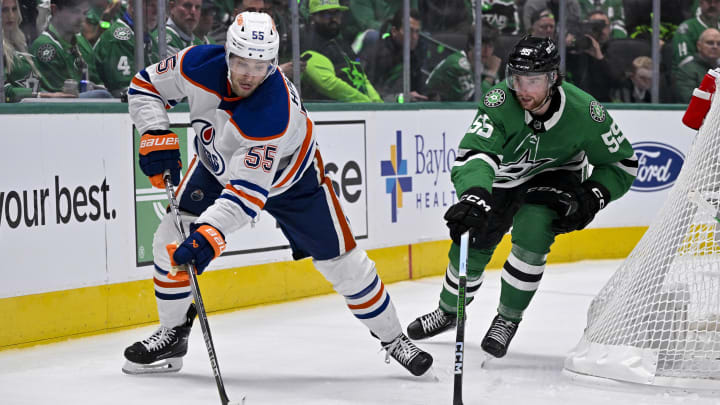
[314,248,402,342]
[152,209,198,328]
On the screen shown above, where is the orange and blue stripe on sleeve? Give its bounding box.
[219,179,269,219]
[128,69,177,109]
[274,118,315,189]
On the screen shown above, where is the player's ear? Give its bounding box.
[549,71,558,87]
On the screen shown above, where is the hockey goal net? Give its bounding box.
[564,91,720,389]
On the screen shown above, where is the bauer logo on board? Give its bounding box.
[630,142,685,192]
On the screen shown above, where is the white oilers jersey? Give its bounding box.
[128,45,316,235]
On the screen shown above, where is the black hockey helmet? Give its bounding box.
[507,35,560,74]
[506,35,561,93]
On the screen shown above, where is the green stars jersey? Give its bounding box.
[154,19,205,57]
[4,52,43,102]
[672,15,720,73]
[481,0,520,35]
[94,16,160,96]
[29,24,101,92]
[452,81,637,202]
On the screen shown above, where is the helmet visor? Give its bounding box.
[505,67,554,92]
[228,55,273,77]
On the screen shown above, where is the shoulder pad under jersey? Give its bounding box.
[224,70,291,140]
[180,44,228,97]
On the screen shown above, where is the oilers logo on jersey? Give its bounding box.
[193,119,226,176]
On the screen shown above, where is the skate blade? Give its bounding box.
[122,358,183,374]
[478,351,494,368]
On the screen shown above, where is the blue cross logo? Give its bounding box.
[380,130,413,222]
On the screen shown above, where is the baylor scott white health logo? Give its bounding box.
[380,130,412,222]
[631,142,685,192]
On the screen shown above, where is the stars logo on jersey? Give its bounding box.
[496,149,554,182]
[113,27,133,41]
[36,44,56,63]
[484,89,506,107]
[589,101,605,123]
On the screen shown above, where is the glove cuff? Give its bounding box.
[582,180,611,211]
[139,131,179,156]
[194,224,227,259]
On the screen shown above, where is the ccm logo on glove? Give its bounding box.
[460,193,491,212]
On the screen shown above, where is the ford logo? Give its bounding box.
[631,142,685,192]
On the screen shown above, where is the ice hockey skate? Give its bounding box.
[481,314,519,358]
[406,307,457,340]
[382,333,434,376]
[122,304,197,374]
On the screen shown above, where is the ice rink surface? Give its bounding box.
[3,259,720,405]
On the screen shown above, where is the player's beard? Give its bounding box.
[517,91,550,112]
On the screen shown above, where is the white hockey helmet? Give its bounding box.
[226,12,280,80]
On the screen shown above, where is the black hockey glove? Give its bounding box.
[530,180,610,234]
[444,187,492,244]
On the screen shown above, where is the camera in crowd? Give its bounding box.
[569,19,607,51]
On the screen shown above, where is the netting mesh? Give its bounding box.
[567,85,720,385]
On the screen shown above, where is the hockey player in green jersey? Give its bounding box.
[407,36,638,359]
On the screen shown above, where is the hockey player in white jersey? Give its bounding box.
[122,11,433,377]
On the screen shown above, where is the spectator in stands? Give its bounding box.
[3,0,74,100]
[610,55,654,102]
[361,8,427,102]
[30,0,109,96]
[565,9,615,101]
[673,0,720,74]
[342,0,417,55]
[193,0,217,44]
[482,0,521,35]
[157,0,203,57]
[18,0,44,43]
[93,0,159,97]
[528,8,555,38]
[578,0,627,38]
[419,0,472,35]
[36,0,52,36]
[524,0,581,33]
[425,26,501,101]
[301,0,382,102]
[233,0,266,17]
[83,0,123,45]
[676,27,720,102]
[266,0,291,58]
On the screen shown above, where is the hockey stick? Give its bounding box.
[453,231,469,405]
[163,171,245,405]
